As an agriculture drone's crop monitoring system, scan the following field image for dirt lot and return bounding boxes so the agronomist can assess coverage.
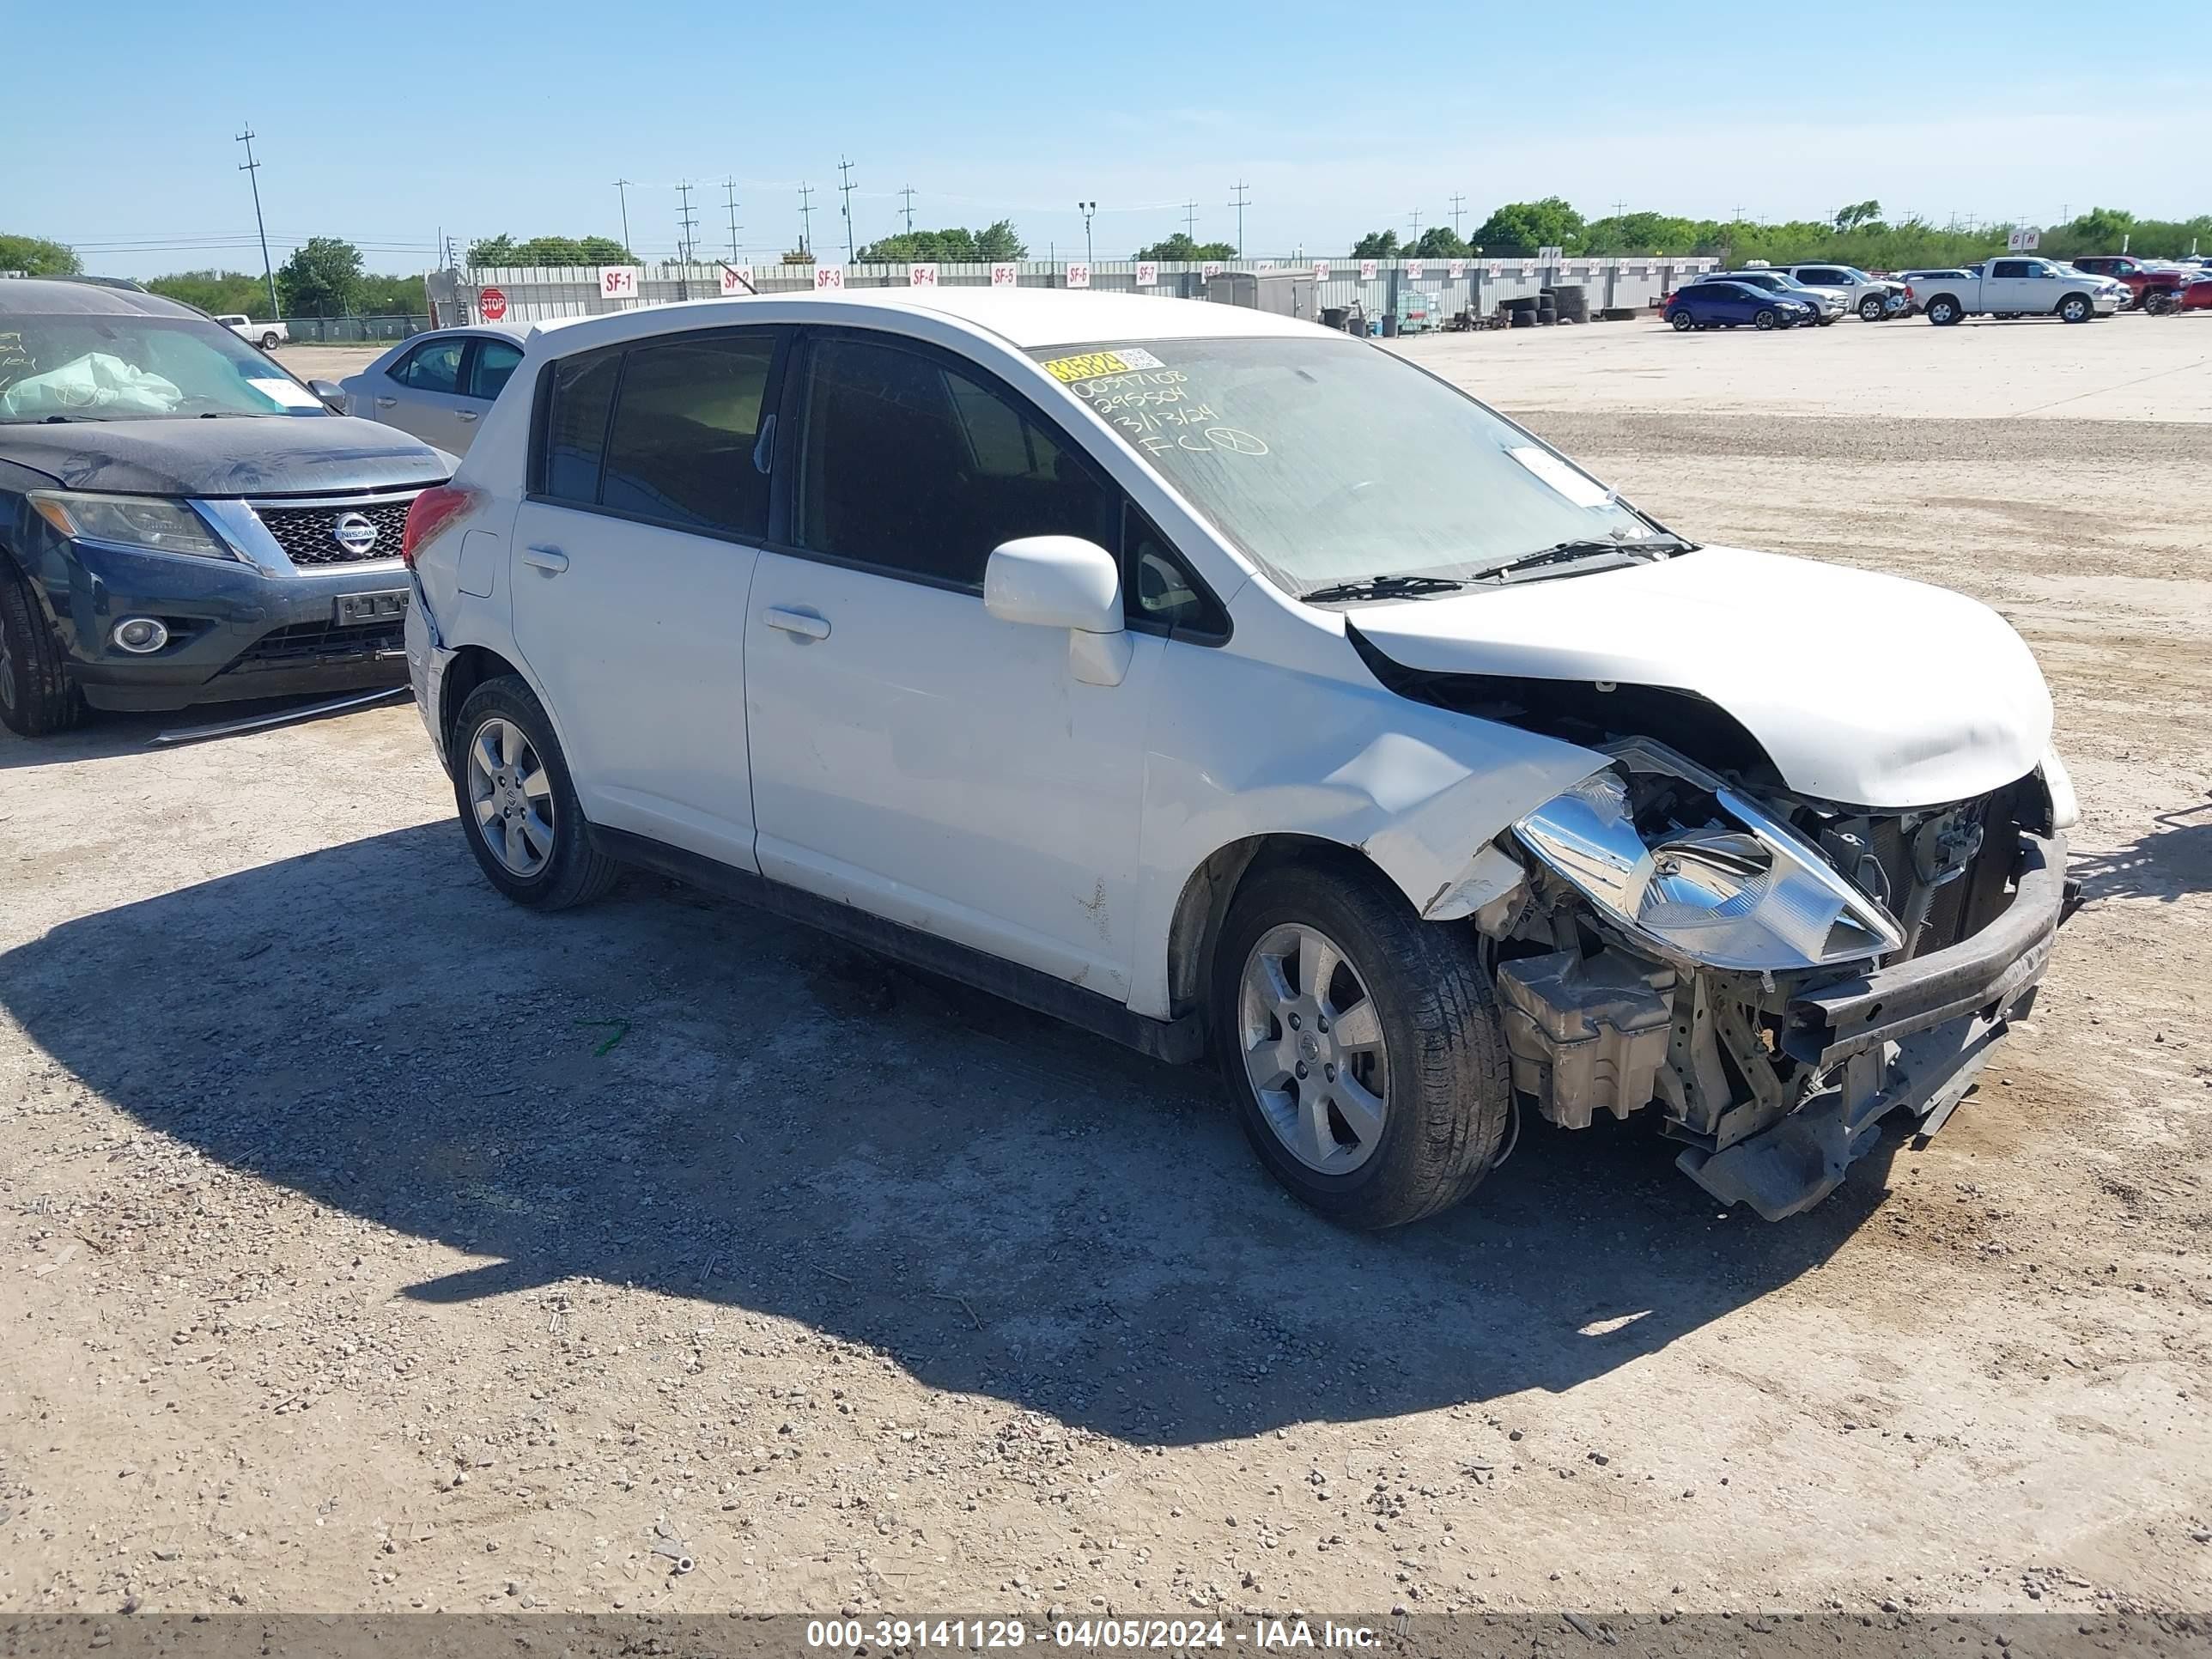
[3,314,2209,1620]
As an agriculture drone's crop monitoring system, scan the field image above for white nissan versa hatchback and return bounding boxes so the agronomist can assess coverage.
[400,289,2077,1227]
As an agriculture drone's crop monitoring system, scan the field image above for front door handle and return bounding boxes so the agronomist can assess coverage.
[763,606,830,640]
[520,545,569,574]
[456,409,479,423]
[374,396,397,407]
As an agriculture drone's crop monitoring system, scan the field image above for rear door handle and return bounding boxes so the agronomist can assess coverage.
[520,545,569,574]
[456,409,479,423]
[374,396,397,407]
[763,606,830,640]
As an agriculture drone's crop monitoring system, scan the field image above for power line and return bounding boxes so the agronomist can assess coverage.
[234,126,278,319]
[836,157,857,264]
[1230,180,1250,258]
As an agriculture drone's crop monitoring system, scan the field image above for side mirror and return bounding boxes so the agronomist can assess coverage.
[984,536,1130,686]
[308,379,347,412]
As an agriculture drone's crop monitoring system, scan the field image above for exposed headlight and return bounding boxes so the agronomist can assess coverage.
[1513,757,1904,973]
[27,490,236,561]
[2039,744,2081,832]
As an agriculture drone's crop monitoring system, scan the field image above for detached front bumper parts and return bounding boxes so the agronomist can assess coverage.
[1678,833,2072,1219]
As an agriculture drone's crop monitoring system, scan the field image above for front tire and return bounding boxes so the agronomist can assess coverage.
[2058,295,2092,324]
[1859,295,1886,321]
[1211,860,1511,1229]
[0,561,85,738]
[1753,307,1778,331]
[259,331,281,349]
[450,675,619,909]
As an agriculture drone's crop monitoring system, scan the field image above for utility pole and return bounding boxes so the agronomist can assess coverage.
[899,184,916,234]
[723,179,743,264]
[675,180,699,264]
[798,184,815,255]
[1079,200,1096,264]
[1230,180,1250,258]
[1449,193,1466,237]
[613,179,635,257]
[836,157,857,264]
[234,126,279,319]
[1182,199,1199,241]
[1407,208,1422,244]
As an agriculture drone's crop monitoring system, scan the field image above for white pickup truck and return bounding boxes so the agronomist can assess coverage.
[1908,259,2120,325]
[216,314,289,349]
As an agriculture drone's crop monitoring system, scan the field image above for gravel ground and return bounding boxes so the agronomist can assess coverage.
[3,315,2209,1620]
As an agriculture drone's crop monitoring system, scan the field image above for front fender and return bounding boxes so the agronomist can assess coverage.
[1127,638,1606,1019]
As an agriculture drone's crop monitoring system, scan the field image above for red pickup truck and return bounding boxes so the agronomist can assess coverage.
[2067,256,2186,305]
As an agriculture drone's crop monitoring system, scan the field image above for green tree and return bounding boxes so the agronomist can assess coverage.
[146,270,270,316]
[1133,232,1237,262]
[466,233,634,267]
[275,237,363,318]
[356,273,428,315]
[1411,226,1468,258]
[854,221,1027,263]
[0,234,82,276]
[466,234,519,265]
[1350,229,1400,258]
[1834,199,1885,233]
[1468,198,1585,254]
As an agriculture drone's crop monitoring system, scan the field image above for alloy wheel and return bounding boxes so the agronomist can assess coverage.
[1237,922,1392,1174]
[465,716,556,878]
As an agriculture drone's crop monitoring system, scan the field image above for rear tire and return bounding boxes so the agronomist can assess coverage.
[1669,309,1695,331]
[0,560,86,738]
[259,331,281,349]
[1926,295,1961,325]
[450,675,619,909]
[1210,859,1511,1229]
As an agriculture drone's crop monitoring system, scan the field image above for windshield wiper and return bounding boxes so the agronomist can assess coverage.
[1475,535,1694,581]
[1299,574,1470,604]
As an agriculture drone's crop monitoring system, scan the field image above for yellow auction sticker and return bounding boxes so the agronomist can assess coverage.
[1040,346,1164,383]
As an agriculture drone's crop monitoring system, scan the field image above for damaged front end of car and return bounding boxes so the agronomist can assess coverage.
[1465,738,2076,1218]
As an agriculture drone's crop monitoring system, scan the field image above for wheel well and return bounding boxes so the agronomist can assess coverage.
[438,644,523,757]
[1164,834,1398,1021]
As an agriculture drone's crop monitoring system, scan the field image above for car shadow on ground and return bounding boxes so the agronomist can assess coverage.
[2070,799,2212,904]
[0,690,404,773]
[0,822,1903,1446]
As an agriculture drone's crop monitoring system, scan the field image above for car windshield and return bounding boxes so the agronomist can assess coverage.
[1033,336,1662,594]
[0,312,326,422]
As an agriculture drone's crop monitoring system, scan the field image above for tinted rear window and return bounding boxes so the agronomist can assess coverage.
[539,347,621,502]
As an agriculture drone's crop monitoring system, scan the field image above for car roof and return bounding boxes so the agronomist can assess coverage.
[532,288,1331,357]
[0,276,198,318]
[422,321,530,340]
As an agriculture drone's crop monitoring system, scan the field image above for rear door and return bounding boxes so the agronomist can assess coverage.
[452,337,524,452]
[507,325,788,869]
[1983,259,2032,314]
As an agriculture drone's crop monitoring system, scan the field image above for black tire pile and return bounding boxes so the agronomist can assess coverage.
[1504,285,1589,327]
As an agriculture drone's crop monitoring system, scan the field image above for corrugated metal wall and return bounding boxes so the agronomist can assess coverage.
[428,257,1720,330]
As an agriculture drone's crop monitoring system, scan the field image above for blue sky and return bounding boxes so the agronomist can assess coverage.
[7,1,2206,278]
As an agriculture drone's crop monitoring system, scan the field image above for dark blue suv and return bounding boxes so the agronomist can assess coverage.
[0,279,452,736]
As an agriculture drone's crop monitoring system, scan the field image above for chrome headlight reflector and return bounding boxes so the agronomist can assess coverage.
[1513,764,1904,973]
[27,490,236,561]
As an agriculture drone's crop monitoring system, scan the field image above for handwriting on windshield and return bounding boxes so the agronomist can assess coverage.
[1073,370,1268,457]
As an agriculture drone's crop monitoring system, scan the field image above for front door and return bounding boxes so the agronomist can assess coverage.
[508,326,787,869]
[743,331,1156,998]
[1983,259,2032,314]
[379,335,477,445]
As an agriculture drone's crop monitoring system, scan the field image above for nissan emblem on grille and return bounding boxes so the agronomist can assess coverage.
[331,513,379,556]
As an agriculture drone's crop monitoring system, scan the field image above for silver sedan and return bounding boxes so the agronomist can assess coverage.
[341,324,528,454]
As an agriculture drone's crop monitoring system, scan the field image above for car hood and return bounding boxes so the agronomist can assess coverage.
[1348,545,2052,810]
[0,415,449,497]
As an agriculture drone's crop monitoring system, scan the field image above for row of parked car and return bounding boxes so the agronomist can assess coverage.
[0,270,2078,1229]
[1662,252,2212,332]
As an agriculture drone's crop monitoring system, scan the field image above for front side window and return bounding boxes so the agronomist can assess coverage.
[467,339,522,400]
[395,337,465,393]
[599,332,777,538]
[799,336,1113,586]
[1032,337,1658,597]
[538,346,621,504]
[1991,261,2030,279]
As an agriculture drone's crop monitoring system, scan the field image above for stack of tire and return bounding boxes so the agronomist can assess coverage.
[1505,295,1541,329]
[1547,284,1589,325]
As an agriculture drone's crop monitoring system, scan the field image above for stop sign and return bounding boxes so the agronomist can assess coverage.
[479,287,507,321]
